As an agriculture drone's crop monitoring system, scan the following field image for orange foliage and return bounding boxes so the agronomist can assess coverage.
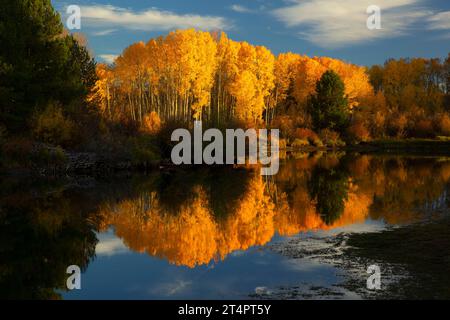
[347,121,371,142]
[142,111,162,134]
[438,113,450,136]
[414,119,434,138]
[292,56,373,110]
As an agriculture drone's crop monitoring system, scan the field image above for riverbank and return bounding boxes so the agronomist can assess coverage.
[3,138,450,177]
[285,138,450,156]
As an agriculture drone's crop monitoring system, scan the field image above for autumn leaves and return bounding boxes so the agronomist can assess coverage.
[91,29,372,129]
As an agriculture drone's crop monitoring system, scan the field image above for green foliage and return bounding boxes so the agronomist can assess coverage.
[308,70,350,134]
[0,0,97,133]
[32,102,74,147]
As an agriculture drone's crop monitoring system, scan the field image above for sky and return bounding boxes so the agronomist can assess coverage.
[53,0,450,66]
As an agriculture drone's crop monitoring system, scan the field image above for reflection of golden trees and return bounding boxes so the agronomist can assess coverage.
[99,156,450,268]
[274,182,371,236]
[102,188,218,268]
[217,177,275,260]
[102,176,275,268]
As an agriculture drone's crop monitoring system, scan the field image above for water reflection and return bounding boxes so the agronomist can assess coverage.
[1,154,450,298]
[99,154,450,267]
[0,179,102,299]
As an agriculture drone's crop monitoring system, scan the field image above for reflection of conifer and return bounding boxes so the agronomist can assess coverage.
[307,163,350,225]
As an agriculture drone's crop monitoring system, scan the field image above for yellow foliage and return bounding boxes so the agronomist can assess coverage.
[142,111,162,134]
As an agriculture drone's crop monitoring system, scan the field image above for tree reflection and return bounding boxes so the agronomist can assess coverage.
[307,158,350,225]
[98,155,450,268]
[0,179,101,299]
[1,154,450,286]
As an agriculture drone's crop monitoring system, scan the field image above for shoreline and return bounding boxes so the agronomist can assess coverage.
[2,138,450,177]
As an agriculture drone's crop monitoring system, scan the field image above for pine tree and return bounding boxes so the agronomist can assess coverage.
[308,70,350,133]
[0,0,96,132]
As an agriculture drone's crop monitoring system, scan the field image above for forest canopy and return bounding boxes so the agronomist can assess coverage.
[90,29,449,144]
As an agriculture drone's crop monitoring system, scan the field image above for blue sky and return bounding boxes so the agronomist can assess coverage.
[53,0,450,66]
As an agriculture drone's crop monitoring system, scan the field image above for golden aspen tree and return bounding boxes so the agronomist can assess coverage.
[115,42,149,123]
[89,63,113,119]
[293,57,327,106]
[255,46,275,123]
[214,33,240,123]
[273,53,302,106]
[190,30,217,121]
[88,29,378,132]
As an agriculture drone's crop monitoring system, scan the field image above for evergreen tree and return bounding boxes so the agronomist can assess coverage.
[0,0,96,132]
[308,70,350,133]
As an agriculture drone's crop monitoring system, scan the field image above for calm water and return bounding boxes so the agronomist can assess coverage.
[1,153,449,299]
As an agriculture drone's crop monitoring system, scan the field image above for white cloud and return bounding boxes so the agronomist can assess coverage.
[230,4,253,13]
[98,54,118,64]
[96,234,128,256]
[79,5,229,31]
[428,11,450,30]
[92,29,117,36]
[273,0,430,48]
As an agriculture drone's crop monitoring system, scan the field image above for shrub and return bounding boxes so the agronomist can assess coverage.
[142,111,162,134]
[387,113,408,138]
[294,128,317,140]
[320,129,345,147]
[294,128,323,147]
[347,121,371,143]
[414,119,434,138]
[271,115,295,141]
[310,137,324,148]
[32,102,74,147]
[291,138,309,148]
[438,113,450,136]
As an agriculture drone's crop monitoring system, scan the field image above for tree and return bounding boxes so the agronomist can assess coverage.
[0,0,64,130]
[271,52,301,120]
[368,65,384,93]
[0,0,97,132]
[308,70,350,133]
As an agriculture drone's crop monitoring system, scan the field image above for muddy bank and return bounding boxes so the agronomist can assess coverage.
[265,218,450,299]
